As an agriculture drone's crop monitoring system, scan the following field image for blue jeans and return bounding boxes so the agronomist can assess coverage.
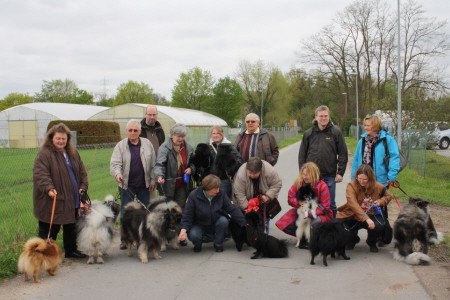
[188,216,229,247]
[119,186,150,219]
[323,176,336,218]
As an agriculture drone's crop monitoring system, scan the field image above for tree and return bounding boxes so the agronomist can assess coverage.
[114,81,155,105]
[34,79,94,104]
[153,93,171,106]
[0,93,33,110]
[171,67,214,110]
[203,77,244,126]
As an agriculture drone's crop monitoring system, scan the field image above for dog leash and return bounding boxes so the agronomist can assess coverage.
[388,180,405,211]
[47,189,57,242]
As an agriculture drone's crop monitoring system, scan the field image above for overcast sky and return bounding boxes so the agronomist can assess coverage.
[0,0,448,101]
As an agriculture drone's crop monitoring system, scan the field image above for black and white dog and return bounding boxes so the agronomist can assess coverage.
[295,185,318,248]
[76,195,120,264]
[393,197,443,265]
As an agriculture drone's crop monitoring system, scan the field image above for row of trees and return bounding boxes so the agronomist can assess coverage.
[1,0,449,131]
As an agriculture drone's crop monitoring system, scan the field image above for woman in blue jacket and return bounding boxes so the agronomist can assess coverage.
[351,115,401,186]
[178,174,246,253]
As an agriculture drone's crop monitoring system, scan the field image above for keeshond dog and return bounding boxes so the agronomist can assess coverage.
[148,199,183,252]
[122,198,182,263]
[393,197,443,265]
[76,195,120,264]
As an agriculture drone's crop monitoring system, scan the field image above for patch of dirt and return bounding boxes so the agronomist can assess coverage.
[389,202,450,300]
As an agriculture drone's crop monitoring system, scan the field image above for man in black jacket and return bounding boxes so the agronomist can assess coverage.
[298,105,348,217]
[140,105,165,154]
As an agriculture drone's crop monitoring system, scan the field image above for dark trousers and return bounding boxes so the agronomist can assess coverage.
[38,220,77,253]
[188,216,229,247]
[341,215,385,247]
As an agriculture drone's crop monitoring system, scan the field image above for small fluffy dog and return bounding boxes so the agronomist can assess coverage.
[147,199,183,252]
[17,237,63,283]
[76,195,120,264]
[122,198,181,263]
[213,143,242,179]
[229,217,249,251]
[245,211,288,259]
[309,221,351,267]
[190,143,214,185]
[393,197,443,265]
[295,185,318,248]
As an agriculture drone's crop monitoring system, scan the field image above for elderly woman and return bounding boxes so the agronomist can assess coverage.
[154,123,194,207]
[33,123,88,258]
[337,164,391,253]
[178,175,246,252]
[351,114,400,186]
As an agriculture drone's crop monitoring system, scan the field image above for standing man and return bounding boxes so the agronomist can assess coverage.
[235,113,279,166]
[140,104,165,154]
[110,119,156,249]
[298,105,348,218]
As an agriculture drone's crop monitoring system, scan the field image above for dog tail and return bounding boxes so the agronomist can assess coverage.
[124,201,142,211]
[104,194,115,202]
[24,237,48,253]
[429,231,444,245]
[277,240,289,258]
[393,248,431,265]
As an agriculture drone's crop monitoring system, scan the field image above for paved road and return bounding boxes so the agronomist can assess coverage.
[1,142,431,300]
[436,149,450,158]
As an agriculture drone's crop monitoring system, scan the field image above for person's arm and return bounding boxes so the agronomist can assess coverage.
[33,151,55,195]
[345,183,368,222]
[335,128,348,177]
[263,164,282,200]
[223,194,246,227]
[180,192,195,231]
[375,185,392,206]
[350,139,363,180]
[316,181,331,216]
[386,136,400,182]
[233,166,250,210]
[268,133,279,166]
[110,142,124,183]
[76,151,88,191]
[287,185,299,208]
[298,133,309,170]
[153,143,169,183]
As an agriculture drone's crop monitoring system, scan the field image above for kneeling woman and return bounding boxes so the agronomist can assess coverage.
[337,164,391,253]
[178,175,246,252]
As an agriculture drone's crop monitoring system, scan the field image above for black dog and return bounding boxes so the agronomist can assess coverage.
[229,217,248,251]
[309,221,351,267]
[213,143,242,179]
[245,211,288,259]
[190,143,214,185]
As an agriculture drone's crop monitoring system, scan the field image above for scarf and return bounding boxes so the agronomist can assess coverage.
[363,134,379,165]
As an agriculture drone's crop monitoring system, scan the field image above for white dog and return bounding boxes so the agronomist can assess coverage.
[295,185,318,248]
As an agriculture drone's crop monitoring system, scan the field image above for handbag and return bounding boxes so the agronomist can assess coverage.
[383,139,407,172]
[261,197,281,219]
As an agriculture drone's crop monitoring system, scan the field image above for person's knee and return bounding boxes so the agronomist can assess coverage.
[215,216,229,229]
[188,226,203,243]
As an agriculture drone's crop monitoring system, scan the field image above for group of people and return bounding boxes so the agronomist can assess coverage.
[32,104,402,258]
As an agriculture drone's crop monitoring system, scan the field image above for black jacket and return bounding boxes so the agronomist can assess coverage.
[180,187,246,230]
[139,119,165,146]
[298,121,348,178]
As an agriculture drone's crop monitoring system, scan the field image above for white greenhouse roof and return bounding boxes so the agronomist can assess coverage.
[133,104,227,126]
[2,103,109,120]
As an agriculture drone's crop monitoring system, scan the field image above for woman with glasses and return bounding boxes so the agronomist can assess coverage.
[110,119,157,249]
[234,113,279,166]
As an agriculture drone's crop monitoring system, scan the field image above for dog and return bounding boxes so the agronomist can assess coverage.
[147,199,183,252]
[393,197,443,265]
[190,143,214,185]
[295,185,318,248]
[213,143,242,179]
[245,211,288,259]
[122,198,181,263]
[76,195,120,264]
[228,217,249,251]
[17,237,63,283]
[309,221,351,267]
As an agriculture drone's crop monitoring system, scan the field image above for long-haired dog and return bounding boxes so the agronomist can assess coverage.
[309,221,351,267]
[295,185,318,248]
[393,197,443,265]
[245,211,288,259]
[122,198,181,263]
[213,143,242,179]
[147,199,183,252]
[76,195,120,264]
[17,237,63,283]
[229,217,249,251]
[190,143,214,186]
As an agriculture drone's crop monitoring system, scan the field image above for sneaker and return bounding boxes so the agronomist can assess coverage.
[65,250,86,259]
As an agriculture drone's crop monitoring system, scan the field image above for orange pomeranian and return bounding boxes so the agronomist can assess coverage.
[17,237,63,283]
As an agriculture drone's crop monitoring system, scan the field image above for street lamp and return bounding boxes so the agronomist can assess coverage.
[342,92,348,117]
[259,88,263,128]
[350,73,359,138]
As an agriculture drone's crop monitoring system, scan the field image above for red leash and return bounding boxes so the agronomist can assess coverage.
[47,189,57,242]
[388,180,404,211]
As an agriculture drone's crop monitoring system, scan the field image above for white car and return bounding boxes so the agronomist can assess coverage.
[438,129,450,149]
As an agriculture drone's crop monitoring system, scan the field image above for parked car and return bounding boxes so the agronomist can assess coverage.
[438,129,450,150]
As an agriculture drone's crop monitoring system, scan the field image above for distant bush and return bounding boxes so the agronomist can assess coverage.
[47,120,121,145]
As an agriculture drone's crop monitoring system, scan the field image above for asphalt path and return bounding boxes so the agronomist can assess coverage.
[2,142,431,300]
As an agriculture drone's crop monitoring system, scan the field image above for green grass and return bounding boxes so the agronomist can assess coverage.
[278,134,302,148]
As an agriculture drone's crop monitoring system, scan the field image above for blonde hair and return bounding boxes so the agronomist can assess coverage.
[364,115,382,132]
[294,162,321,187]
[210,126,224,137]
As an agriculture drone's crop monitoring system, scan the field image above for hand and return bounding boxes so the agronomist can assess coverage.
[79,188,85,194]
[335,174,343,183]
[260,195,270,203]
[149,184,155,192]
[115,174,124,184]
[48,189,57,198]
[178,229,187,241]
[185,168,192,175]
[366,218,375,230]
[157,177,165,184]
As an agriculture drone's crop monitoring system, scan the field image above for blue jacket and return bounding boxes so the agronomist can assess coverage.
[351,130,400,185]
[181,187,246,230]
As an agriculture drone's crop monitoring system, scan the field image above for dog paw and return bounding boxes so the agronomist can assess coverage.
[140,259,148,264]
[87,257,95,264]
[160,246,167,252]
[97,257,104,264]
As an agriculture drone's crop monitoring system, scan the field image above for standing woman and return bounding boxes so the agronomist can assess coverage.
[154,123,194,208]
[337,164,391,253]
[351,114,400,186]
[33,123,88,258]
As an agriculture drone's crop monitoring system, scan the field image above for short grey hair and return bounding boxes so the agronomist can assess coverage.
[246,157,263,172]
[170,123,188,137]
[126,119,141,130]
[245,113,260,122]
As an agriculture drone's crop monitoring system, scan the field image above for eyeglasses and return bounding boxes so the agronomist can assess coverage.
[246,120,256,124]
[127,129,139,133]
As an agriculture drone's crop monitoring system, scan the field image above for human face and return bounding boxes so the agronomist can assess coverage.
[315,110,330,130]
[211,129,223,144]
[52,132,67,151]
[246,170,261,179]
[245,116,260,133]
[357,174,369,187]
[126,124,141,143]
[171,134,185,147]
[364,120,378,137]
[145,106,158,125]
[301,169,311,184]
[205,187,220,197]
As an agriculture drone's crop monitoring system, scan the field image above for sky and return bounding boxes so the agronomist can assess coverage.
[0,0,448,101]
